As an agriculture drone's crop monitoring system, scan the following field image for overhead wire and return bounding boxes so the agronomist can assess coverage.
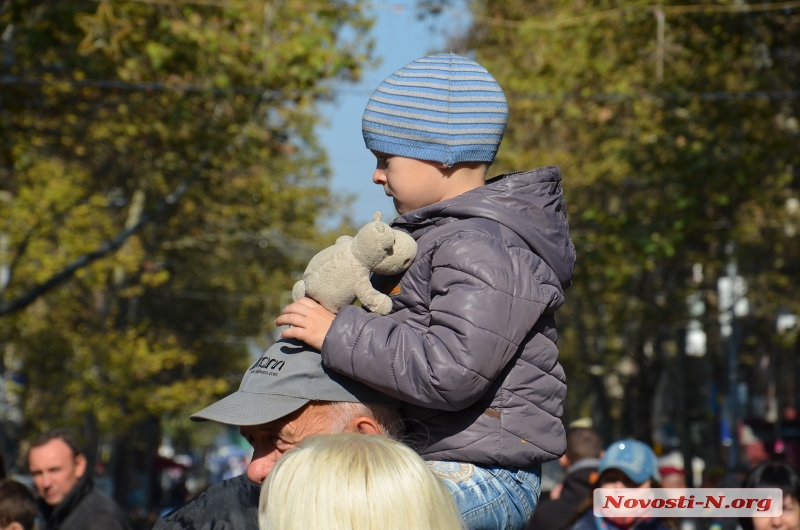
[2,74,799,101]
[89,0,800,28]
[3,1,798,100]
[465,0,800,29]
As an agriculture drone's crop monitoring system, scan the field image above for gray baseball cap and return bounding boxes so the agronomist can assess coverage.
[191,339,400,426]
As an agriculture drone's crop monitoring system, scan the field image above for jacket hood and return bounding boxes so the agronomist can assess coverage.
[392,166,576,289]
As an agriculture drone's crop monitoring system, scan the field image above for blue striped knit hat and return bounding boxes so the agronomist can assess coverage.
[362,53,508,167]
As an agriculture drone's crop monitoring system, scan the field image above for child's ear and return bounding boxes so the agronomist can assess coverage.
[1,522,25,530]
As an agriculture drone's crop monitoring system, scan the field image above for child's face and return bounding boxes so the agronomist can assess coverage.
[371,151,448,215]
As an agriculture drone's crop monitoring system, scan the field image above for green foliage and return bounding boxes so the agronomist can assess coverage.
[463,0,800,438]
[0,0,371,452]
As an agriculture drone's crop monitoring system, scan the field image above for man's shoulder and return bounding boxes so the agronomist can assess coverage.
[66,488,131,530]
[529,497,580,530]
[570,509,597,530]
[155,474,260,530]
[560,465,599,504]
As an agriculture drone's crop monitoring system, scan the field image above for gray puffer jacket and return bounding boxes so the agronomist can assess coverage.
[321,166,576,466]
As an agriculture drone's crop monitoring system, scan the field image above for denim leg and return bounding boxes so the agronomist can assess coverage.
[427,461,542,530]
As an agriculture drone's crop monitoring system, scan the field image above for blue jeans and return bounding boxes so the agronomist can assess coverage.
[427,461,542,530]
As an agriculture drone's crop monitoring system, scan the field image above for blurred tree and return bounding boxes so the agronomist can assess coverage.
[454,0,800,449]
[0,0,370,500]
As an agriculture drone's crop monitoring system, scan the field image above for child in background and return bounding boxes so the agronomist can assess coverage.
[0,479,37,530]
[277,53,575,530]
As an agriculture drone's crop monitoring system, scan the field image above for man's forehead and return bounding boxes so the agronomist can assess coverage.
[241,419,285,435]
[30,439,73,459]
[240,402,337,437]
[29,446,76,472]
[240,404,312,434]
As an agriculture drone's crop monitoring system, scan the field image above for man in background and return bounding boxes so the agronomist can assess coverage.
[528,427,604,530]
[27,429,131,530]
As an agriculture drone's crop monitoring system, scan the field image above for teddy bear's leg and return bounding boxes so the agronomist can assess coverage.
[292,280,307,302]
[354,280,393,315]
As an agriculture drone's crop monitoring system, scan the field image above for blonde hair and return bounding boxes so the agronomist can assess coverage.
[258,433,463,530]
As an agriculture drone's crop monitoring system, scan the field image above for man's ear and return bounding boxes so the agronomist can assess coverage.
[1,521,25,530]
[74,453,88,478]
[345,416,382,435]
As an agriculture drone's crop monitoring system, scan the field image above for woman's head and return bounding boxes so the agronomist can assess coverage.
[741,461,800,530]
[258,433,463,530]
[597,440,660,489]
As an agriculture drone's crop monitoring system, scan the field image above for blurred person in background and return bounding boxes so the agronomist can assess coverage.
[571,440,673,530]
[154,340,402,530]
[258,433,463,530]
[659,462,697,530]
[530,427,605,530]
[740,461,800,530]
[659,467,687,489]
[27,429,131,530]
[0,479,38,530]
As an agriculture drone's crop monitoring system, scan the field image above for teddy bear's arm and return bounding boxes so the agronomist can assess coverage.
[291,279,307,302]
[354,277,393,315]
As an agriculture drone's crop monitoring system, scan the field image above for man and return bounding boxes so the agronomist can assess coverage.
[27,429,131,530]
[154,339,402,530]
[528,427,604,530]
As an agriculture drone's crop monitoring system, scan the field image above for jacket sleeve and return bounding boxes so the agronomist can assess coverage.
[321,234,563,411]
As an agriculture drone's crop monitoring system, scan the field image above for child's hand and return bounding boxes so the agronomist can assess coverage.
[275,297,335,351]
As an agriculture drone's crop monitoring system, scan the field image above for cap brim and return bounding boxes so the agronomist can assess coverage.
[190,391,310,426]
[600,464,652,485]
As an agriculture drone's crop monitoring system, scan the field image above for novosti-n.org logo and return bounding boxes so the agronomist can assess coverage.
[594,488,783,518]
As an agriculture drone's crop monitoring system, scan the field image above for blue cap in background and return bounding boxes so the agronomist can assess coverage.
[599,439,661,485]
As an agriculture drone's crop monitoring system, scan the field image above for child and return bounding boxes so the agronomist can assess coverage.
[0,479,37,530]
[277,52,575,530]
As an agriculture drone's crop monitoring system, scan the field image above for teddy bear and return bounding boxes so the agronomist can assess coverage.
[292,212,417,315]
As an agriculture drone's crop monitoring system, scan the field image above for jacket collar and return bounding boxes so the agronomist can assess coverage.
[39,472,94,526]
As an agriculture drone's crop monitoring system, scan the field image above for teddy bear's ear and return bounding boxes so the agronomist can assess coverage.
[373,211,382,222]
[381,230,396,250]
[375,222,386,233]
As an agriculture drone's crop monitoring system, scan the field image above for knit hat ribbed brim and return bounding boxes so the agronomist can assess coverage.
[362,53,508,167]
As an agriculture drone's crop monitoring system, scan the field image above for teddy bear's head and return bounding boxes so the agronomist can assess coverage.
[371,229,416,275]
[351,212,417,274]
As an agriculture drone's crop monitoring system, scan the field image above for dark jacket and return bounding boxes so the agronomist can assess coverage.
[37,474,130,530]
[571,510,673,530]
[153,474,260,530]
[322,167,576,466]
[529,458,600,530]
